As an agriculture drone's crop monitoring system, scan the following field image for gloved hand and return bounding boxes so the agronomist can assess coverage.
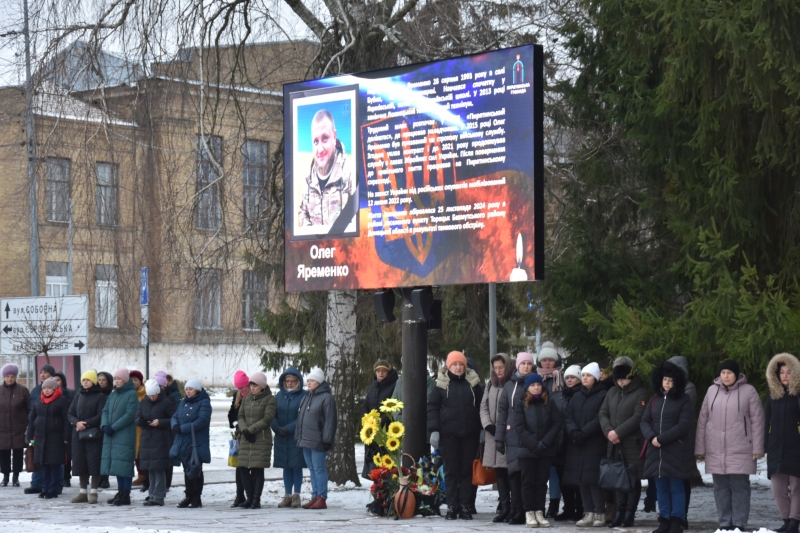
[496,441,506,455]
[322,442,332,451]
[430,431,440,450]
[242,429,256,443]
[573,430,587,445]
[485,424,496,436]
[535,441,547,454]
[276,427,290,436]
[172,425,181,435]
[102,426,115,437]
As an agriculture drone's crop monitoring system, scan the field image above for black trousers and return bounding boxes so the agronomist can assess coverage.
[0,449,23,474]
[439,435,479,510]
[510,469,523,515]
[238,467,264,497]
[520,457,553,512]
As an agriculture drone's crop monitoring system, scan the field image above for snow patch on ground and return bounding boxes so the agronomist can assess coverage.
[0,521,200,533]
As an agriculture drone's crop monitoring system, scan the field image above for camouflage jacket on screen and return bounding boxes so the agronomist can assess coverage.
[297,141,356,227]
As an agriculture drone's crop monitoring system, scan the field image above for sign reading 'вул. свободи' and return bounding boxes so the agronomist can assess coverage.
[0,295,88,356]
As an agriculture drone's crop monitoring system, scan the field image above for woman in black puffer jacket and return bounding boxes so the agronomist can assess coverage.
[554,365,585,521]
[361,360,398,479]
[640,361,693,533]
[564,362,611,527]
[68,371,108,504]
[427,351,483,521]
[514,373,564,528]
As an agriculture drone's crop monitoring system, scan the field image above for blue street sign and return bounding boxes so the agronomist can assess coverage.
[140,267,149,306]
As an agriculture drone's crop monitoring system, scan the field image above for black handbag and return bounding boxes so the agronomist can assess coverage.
[598,445,636,492]
[78,427,103,441]
[185,424,203,480]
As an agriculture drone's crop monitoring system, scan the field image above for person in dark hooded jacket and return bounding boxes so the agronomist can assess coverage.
[68,370,108,504]
[564,362,611,527]
[428,351,484,521]
[296,367,337,510]
[641,361,694,533]
[136,379,177,507]
[537,343,566,518]
[765,353,800,533]
[54,371,75,487]
[361,360,398,479]
[272,367,307,508]
[0,363,29,488]
[170,379,211,509]
[95,371,114,490]
[555,365,585,522]
[27,377,70,498]
[599,357,649,527]
[24,364,56,495]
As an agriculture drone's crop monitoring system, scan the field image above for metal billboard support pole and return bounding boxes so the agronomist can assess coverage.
[489,282,497,360]
[400,288,428,465]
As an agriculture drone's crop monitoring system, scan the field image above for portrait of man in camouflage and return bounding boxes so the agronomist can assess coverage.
[297,108,357,231]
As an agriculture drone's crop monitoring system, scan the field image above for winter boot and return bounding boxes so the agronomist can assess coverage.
[652,516,671,533]
[546,499,561,519]
[249,476,263,509]
[493,474,511,523]
[188,474,203,508]
[302,495,319,509]
[1,473,8,487]
[291,494,302,508]
[556,488,577,521]
[527,511,539,528]
[536,510,551,528]
[785,519,799,533]
[99,476,110,489]
[609,493,626,528]
[106,491,121,504]
[132,474,146,486]
[309,495,327,509]
[240,470,254,509]
[458,506,473,520]
[605,502,615,525]
[88,489,98,504]
[776,519,792,533]
[177,478,193,508]
[277,495,292,508]
[12,473,19,487]
[113,490,131,506]
[231,493,246,508]
[622,508,636,527]
[576,512,596,527]
[668,517,684,533]
[70,490,88,503]
[24,486,41,494]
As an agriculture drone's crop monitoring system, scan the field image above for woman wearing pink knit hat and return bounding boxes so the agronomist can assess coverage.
[228,370,249,507]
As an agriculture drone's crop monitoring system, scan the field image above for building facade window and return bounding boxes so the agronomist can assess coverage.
[195,135,223,230]
[96,162,118,226]
[194,268,221,329]
[46,158,70,222]
[242,140,268,231]
[45,262,69,297]
[95,265,118,328]
[242,270,268,330]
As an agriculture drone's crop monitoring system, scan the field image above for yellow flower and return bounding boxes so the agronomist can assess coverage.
[373,453,383,466]
[386,437,401,452]
[360,424,377,445]
[381,454,395,469]
[380,398,403,413]
[387,421,405,438]
[361,410,380,427]
[392,474,398,480]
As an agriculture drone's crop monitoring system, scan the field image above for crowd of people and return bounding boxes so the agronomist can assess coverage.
[1,348,799,533]
[0,363,336,510]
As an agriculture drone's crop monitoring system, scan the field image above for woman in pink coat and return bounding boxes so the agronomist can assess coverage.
[695,360,765,531]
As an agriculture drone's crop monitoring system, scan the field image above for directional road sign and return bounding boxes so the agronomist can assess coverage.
[140,267,149,306]
[1,295,88,356]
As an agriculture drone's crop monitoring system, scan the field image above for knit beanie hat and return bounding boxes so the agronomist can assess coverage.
[564,364,582,380]
[249,372,267,389]
[446,351,467,368]
[113,368,130,383]
[541,341,556,350]
[129,370,144,383]
[2,364,19,377]
[155,373,168,387]
[40,364,56,377]
[581,362,601,382]
[185,378,203,392]
[81,370,98,385]
[516,352,534,369]
[537,346,559,363]
[717,360,741,378]
[234,370,250,389]
[307,367,325,385]
[524,373,544,389]
[42,377,59,390]
[373,360,392,372]
[144,379,160,396]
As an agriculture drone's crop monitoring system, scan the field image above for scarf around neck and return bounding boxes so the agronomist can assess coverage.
[41,386,63,404]
[537,367,564,392]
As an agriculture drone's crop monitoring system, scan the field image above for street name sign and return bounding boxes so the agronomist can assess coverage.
[1,295,89,356]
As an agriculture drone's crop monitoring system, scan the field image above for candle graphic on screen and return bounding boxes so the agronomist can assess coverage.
[513,54,524,84]
[510,233,528,281]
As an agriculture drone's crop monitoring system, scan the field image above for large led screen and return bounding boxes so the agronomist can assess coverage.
[284,45,544,291]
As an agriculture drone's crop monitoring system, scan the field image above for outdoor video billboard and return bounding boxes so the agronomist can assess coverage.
[284,44,544,291]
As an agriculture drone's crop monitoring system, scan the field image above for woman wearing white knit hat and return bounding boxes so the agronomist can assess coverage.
[563,362,611,527]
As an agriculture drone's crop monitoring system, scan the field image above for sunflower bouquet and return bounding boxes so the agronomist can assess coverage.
[360,398,405,470]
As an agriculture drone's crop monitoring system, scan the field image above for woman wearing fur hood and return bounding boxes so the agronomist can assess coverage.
[765,353,800,533]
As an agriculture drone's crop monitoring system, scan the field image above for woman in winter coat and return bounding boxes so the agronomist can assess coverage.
[100,368,139,506]
[563,362,611,527]
[136,379,177,507]
[236,372,277,509]
[537,343,566,518]
[641,361,694,533]
[26,377,70,498]
[598,357,649,527]
[361,360,398,479]
[765,353,800,533]
[272,367,307,508]
[480,352,514,522]
[695,359,765,531]
[170,379,212,509]
[129,370,148,489]
[427,350,484,521]
[68,370,108,504]
[556,365,585,522]
[496,351,536,524]
[97,372,113,395]
[514,372,564,528]
[295,367,337,510]
[228,370,250,508]
[0,364,29,487]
